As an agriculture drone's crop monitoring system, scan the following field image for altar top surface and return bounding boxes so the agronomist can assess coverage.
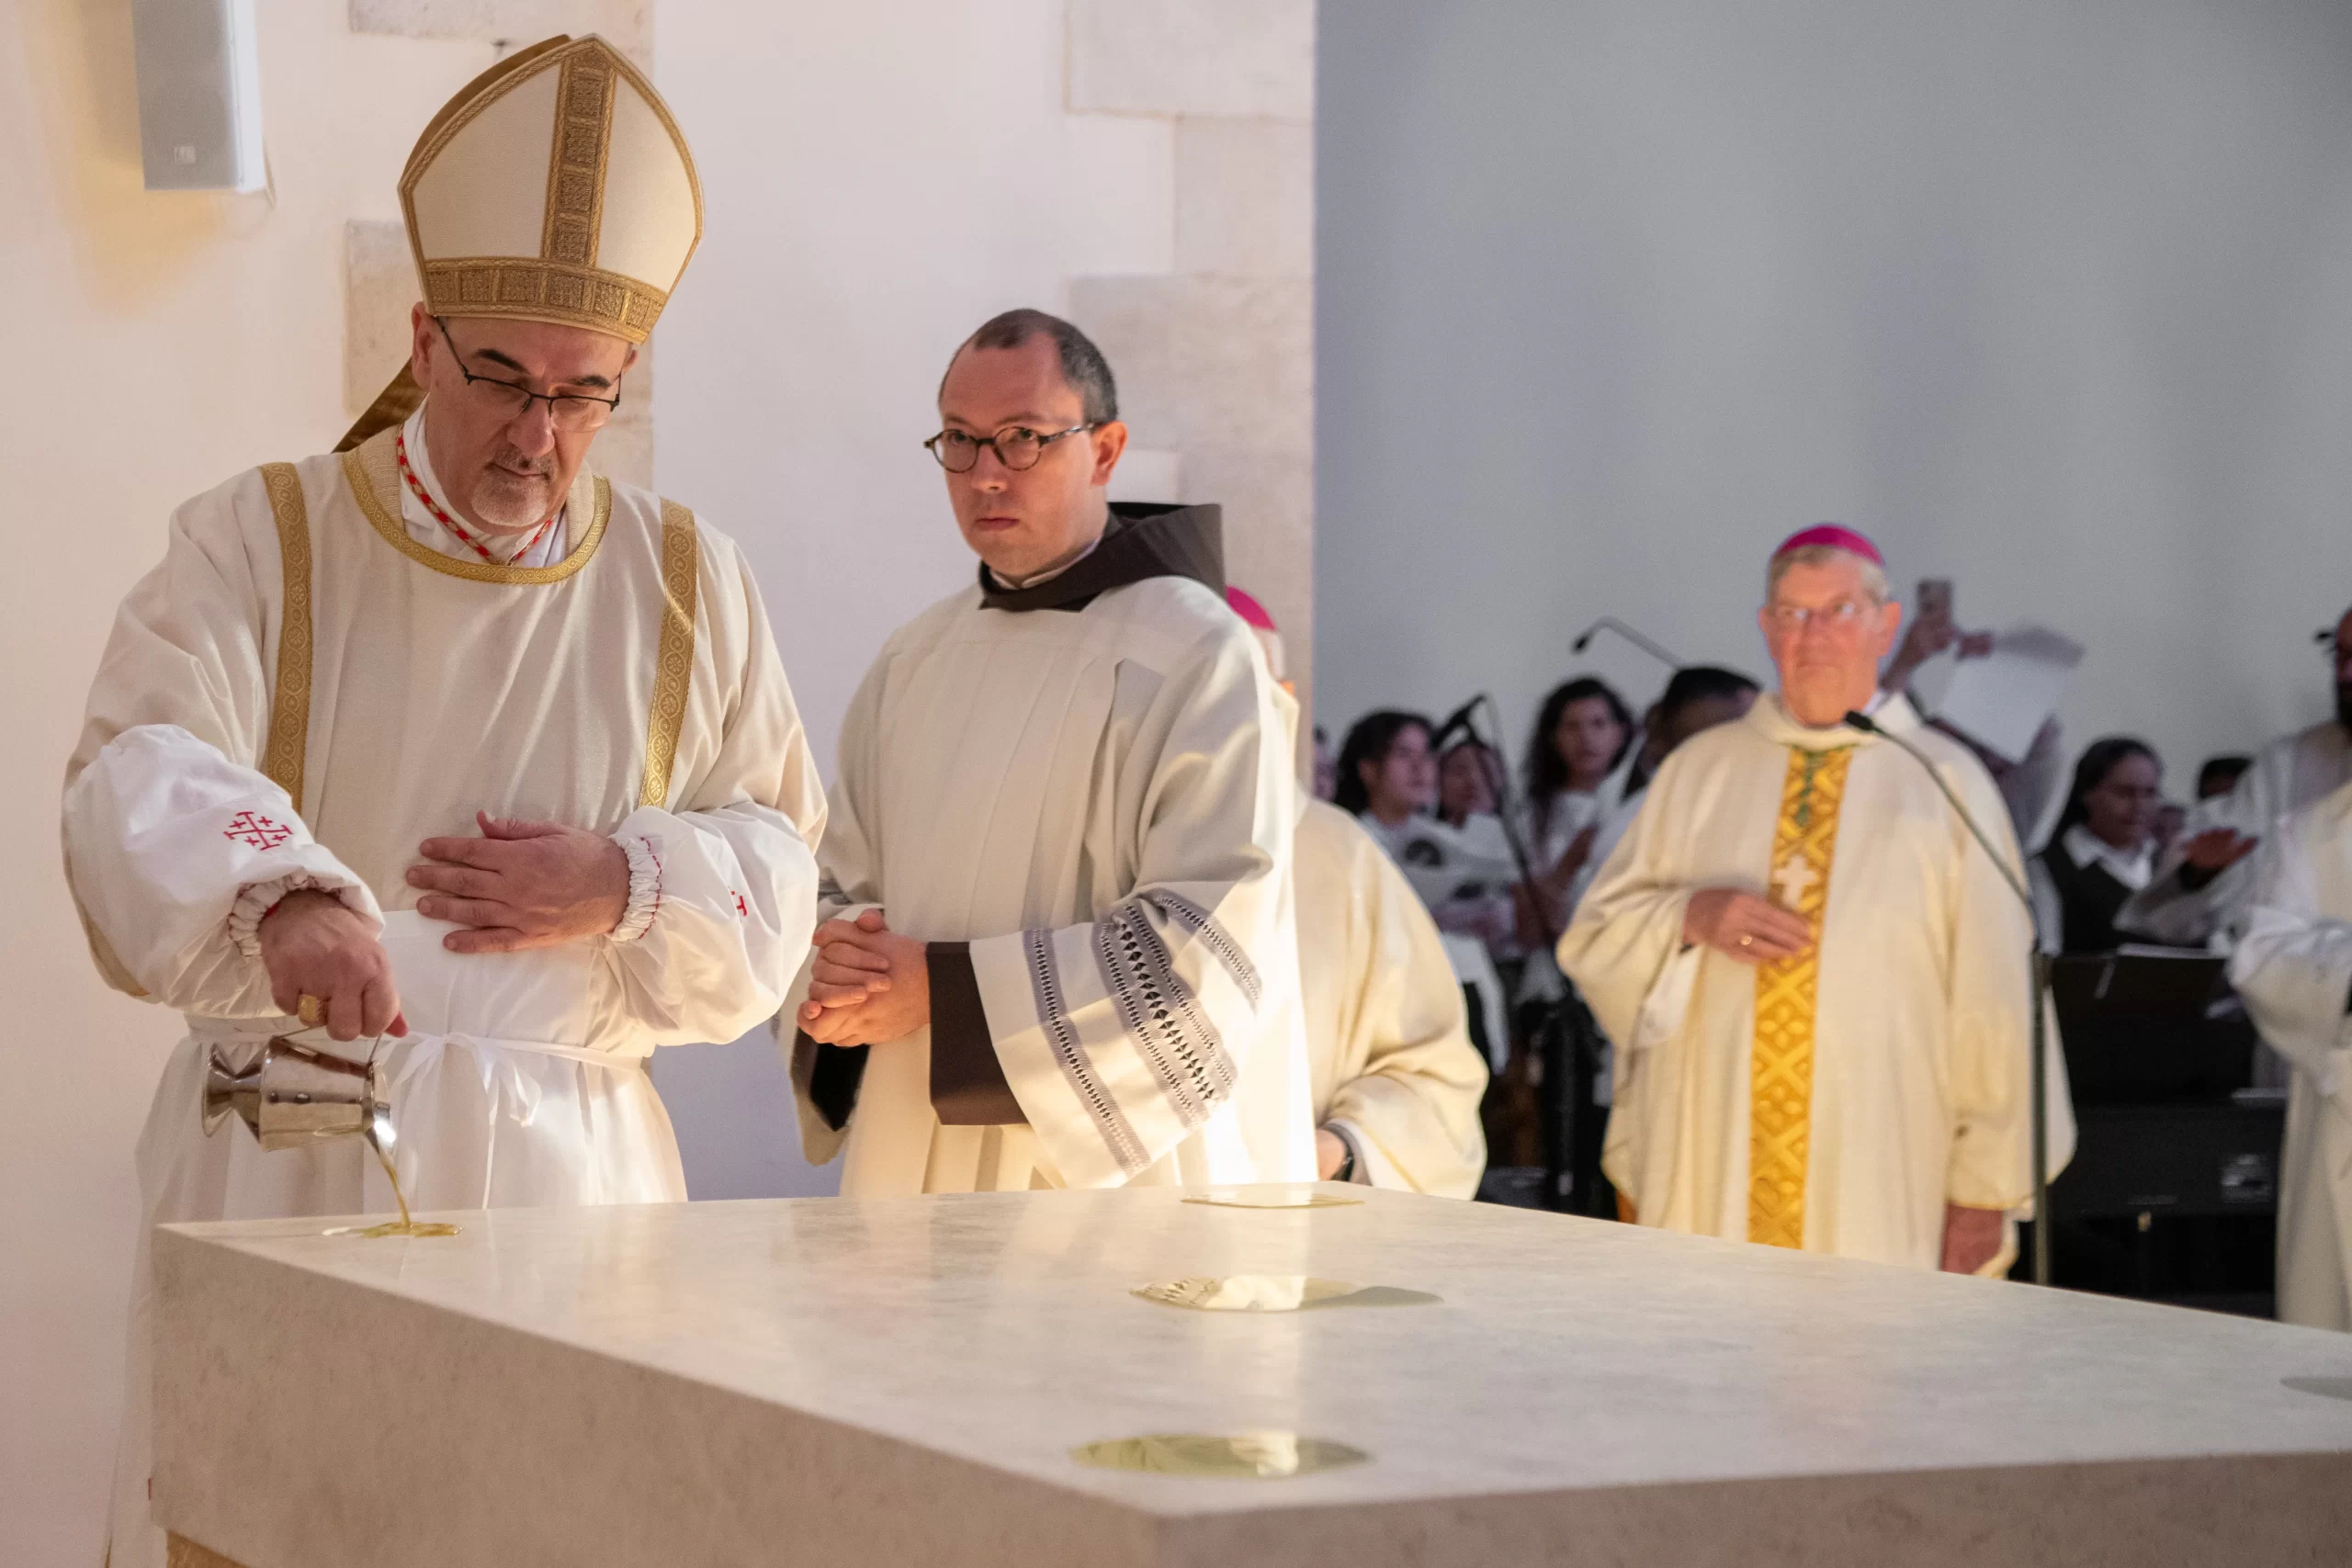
[161,1183,2352,1520]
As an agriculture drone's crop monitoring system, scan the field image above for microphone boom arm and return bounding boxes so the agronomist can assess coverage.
[1843,707,2053,1289]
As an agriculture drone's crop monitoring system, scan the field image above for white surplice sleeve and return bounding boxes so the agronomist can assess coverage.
[956,626,1299,1189]
[2231,812,2352,1089]
[1938,751,2075,1212]
[1308,808,1489,1198]
[605,536,823,1047]
[62,477,377,1014]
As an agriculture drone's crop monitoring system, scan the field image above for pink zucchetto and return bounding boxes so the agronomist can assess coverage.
[1227,585,1285,681]
[1225,585,1278,632]
[1771,524,1883,566]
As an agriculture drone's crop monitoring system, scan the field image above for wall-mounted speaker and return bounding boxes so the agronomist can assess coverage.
[130,0,266,193]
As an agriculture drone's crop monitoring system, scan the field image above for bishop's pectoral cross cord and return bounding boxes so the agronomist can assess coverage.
[1747,745,1855,1250]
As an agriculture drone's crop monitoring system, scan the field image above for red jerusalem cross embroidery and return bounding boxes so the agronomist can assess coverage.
[733,893,750,918]
[223,811,292,851]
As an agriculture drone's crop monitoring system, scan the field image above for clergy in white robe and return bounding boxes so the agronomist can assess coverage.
[1229,586,1489,1197]
[2228,781,2352,1330]
[1560,525,2072,1274]
[64,39,823,1567]
[786,311,1313,1195]
[2119,606,2352,951]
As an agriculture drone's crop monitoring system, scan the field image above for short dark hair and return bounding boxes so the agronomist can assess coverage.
[944,309,1119,425]
[1657,665,1761,726]
[2197,754,2252,799]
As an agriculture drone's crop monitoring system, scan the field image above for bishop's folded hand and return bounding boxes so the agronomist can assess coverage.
[408,811,630,953]
[1682,886,1812,964]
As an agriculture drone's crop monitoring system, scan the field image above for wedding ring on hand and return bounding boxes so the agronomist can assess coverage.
[297,993,326,1028]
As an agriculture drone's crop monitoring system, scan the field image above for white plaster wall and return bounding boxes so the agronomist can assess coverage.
[0,8,497,1560]
[1317,1,2352,806]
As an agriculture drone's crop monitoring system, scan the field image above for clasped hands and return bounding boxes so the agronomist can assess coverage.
[797,908,932,1044]
[257,813,627,1043]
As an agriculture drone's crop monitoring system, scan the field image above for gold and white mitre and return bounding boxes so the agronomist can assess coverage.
[342,34,701,449]
[403,34,700,343]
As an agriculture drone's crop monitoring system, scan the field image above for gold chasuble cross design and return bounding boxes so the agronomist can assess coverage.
[1748,745,1855,1249]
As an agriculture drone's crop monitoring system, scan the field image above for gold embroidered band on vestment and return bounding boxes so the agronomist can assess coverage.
[1747,744,1854,1250]
[342,428,611,585]
[639,499,699,808]
[165,1530,248,1568]
[259,461,313,812]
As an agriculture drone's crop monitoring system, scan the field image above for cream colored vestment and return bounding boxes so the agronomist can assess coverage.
[66,427,822,1568]
[1559,696,2073,1271]
[2229,780,2352,1331]
[788,513,1313,1195]
[1295,798,1489,1197]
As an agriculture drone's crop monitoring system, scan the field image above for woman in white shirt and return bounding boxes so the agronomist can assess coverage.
[1520,677,1636,933]
[2030,737,2169,954]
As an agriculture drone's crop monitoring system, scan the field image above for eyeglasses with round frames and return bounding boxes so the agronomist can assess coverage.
[434,317,622,433]
[923,423,1095,473]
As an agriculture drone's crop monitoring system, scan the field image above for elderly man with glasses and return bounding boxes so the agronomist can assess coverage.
[64,40,823,1564]
[1560,525,2072,1277]
[784,308,1314,1197]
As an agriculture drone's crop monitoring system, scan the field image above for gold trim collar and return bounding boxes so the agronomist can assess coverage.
[342,428,609,585]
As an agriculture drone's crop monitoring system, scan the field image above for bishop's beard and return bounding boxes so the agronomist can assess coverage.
[469,448,559,528]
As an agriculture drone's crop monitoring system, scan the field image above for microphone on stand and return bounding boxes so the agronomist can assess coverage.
[1571,617,1686,669]
[1430,695,1485,750]
[1843,708,2055,1287]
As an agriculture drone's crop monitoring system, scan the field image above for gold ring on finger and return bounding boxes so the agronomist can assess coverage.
[297,993,326,1027]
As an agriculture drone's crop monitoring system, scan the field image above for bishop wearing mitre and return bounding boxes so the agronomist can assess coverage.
[63,39,822,1565]
[1560,526,2072,1273]
[786,310,1313,1193]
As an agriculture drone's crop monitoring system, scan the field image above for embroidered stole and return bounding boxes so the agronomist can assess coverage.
[1748,745,1854,1249]
[254,449,696,817]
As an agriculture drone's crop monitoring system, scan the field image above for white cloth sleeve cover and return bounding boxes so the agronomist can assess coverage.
[606,550,824,1047]
[62,724,379,1016]
[604,803,818,1045]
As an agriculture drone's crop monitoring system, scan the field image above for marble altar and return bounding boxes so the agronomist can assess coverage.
[153,1186,2352,1565]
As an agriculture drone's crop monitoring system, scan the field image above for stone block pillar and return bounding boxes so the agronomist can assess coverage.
[1065,0,1317,722]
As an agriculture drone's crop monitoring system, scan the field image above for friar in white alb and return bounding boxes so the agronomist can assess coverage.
[2227,782,2352,1330]
[1228,586,1489,1197]
[62,38,822,1567]
[1560,525,2073,1274]
[784,310,1313,1194]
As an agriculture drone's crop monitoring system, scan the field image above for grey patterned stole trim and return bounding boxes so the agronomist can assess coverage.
[1097,899,1241,1130]
[1025,927,1148,1175]
[1138,888,1262,1009]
